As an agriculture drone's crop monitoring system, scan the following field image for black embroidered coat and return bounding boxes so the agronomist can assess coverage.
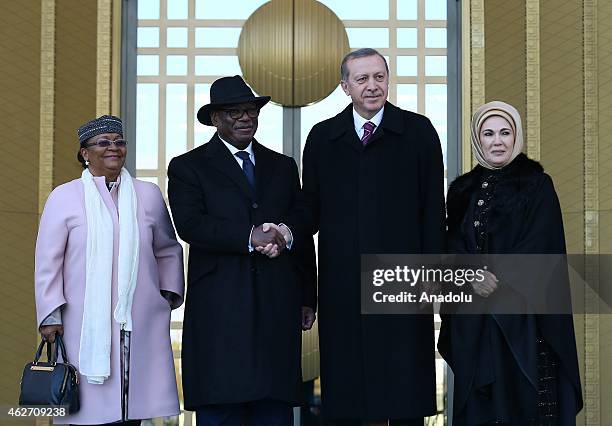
[438,153,583,425]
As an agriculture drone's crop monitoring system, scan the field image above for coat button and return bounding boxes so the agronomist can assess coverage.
[477,199,484,206]
[252,202,258,209]
[481,181,488,188]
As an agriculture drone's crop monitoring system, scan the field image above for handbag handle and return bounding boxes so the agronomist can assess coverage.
[33,339,47,364]
[53,334,71,364]
[33,338,54,364]
[34,335,70,365]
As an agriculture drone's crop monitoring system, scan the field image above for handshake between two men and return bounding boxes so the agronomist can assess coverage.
[251,222,292,259]
[250,222,316,331]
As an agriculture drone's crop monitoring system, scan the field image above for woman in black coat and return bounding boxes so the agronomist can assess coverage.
[438,101,583,425]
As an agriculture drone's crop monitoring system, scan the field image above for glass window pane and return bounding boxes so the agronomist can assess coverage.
[254,97,283,153]
[318,0,389,20]
[171,269,186,320]
[195,56,241,76]
[396,28,418,48]
[195,28,242,48]
[194,84,216,147]
[136,84,159,169]
[435,357,446,409]
[167,0,188,19]
[397,84,418,112]
[397,56,418,76]
[170,328,183,345]
[425,0,447,20]
[425,56,447,76]
[346,28,389,49]
[301,85,349,150]
[166,84,187,166]
[167,27,188,48]
[167,55,188,76]
[137,55,159,76]
[425,84,447,164]
[425,28,446,48]
[397,0,418,20]
[137,27,159,48]
[195,0,269,19]
[138,0,159,19]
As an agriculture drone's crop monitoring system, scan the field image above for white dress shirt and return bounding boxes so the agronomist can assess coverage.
[353,106,384,139]
[219,136,256,167]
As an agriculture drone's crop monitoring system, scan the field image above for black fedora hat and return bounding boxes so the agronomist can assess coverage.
[197,75,271,126]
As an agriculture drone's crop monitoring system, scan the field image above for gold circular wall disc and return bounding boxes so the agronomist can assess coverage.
[238,0,349,107]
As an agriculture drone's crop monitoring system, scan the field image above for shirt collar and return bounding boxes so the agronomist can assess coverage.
[107,179,120,192]
[352,106,384,133]
[218,134,254,159]
[93,174,120,191]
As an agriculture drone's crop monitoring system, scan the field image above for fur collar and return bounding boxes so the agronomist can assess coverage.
[447,153,544,231]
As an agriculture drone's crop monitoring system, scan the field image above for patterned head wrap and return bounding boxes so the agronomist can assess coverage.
[77,115,123,144]
[470,101,524,170]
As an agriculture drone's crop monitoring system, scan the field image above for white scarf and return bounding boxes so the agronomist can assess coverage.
[79,168,139,385]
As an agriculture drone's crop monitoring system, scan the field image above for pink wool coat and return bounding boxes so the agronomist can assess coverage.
[35,176,185,424]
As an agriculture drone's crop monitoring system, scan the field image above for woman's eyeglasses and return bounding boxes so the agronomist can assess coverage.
[86,139,128,148]
[220,108,260,120]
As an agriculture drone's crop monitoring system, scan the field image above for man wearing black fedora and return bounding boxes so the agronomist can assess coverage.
[167,75,317,426]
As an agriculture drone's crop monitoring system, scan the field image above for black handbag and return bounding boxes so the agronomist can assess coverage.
[19,334,80,413]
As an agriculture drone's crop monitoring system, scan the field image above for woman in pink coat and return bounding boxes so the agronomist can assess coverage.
[35,115,185,425]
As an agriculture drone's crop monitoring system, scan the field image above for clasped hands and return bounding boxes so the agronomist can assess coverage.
[251,223,292,258]
[471,270,499,297]
[418,269,499,308]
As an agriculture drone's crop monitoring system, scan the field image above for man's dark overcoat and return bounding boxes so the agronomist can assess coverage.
[168,135,317,410]
[301,102,446,420]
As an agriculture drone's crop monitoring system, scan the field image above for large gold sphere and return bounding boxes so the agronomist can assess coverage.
[237,0,349,107]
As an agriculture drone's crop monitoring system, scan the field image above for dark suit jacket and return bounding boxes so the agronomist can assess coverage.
[301,102,446,420]
[168,134,316,409]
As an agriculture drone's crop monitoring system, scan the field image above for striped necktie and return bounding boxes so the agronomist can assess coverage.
[361,121,376,145]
